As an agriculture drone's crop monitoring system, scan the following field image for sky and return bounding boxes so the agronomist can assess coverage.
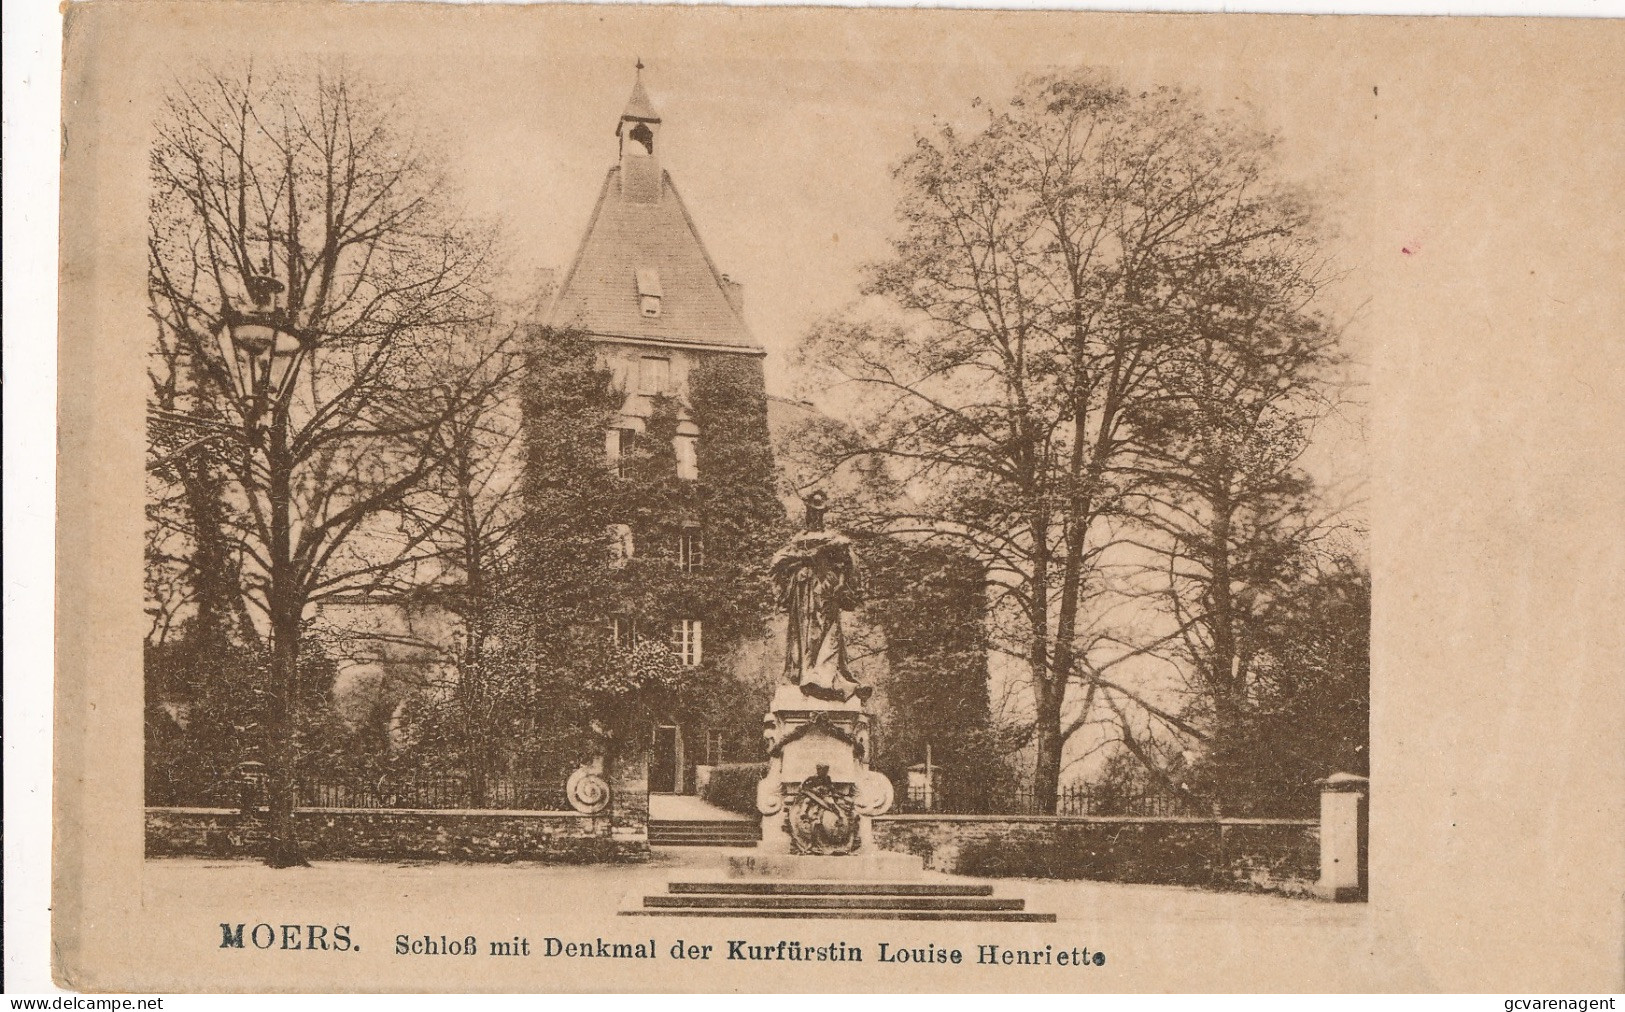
[343,10,1383,510]
[401,20,1376,386]
[81,3,1613,566]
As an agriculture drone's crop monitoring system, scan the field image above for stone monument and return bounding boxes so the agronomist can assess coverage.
[738,492,913,878]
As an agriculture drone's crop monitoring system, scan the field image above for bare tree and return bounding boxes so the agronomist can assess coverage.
[392,329,527,803]
[800,69,1335,809]
[146,65,505,864]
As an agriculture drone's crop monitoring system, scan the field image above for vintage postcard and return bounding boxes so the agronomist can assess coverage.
[50,1,1623,994]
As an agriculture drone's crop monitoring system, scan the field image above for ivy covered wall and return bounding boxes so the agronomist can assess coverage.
[496,328,789,785]
[859,536,1006,800]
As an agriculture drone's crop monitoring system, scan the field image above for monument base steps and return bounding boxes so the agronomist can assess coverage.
[620,879,1056,922]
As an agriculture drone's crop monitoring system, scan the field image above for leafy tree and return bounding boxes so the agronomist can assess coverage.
[1113,164,1349,788]
[1187,557,1369,814]
[801,69,1337,810]
[145,621,348,807]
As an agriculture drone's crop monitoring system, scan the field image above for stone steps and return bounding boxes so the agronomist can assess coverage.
[646,894,1028,911]
[624,907,1056,921]
[648,819,762,848]
[623,880,1056,922]
[668,881,994,897]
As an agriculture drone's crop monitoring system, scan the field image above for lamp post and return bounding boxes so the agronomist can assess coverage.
[215,269,313,867]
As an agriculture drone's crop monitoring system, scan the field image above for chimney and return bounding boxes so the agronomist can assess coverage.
[721,274,744,315]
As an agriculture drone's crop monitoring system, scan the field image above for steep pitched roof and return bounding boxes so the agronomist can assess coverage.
[620,74,661,124]
[548,168,762,353]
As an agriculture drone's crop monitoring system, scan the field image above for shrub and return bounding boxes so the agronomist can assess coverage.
[700,762,768,816]
[952,824,1219,886]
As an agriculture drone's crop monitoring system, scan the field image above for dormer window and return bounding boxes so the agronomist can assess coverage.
[637,268,662,319]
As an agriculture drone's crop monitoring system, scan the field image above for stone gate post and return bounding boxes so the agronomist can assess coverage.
[1315,772,1369,901]
[608,751,650,862]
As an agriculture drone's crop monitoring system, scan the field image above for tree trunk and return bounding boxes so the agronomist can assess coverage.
[458,462,489,808]
[1025,501,1063,816]
[264,414,309,868]
[1031,686,1064,815]
[1206,491,1243,780]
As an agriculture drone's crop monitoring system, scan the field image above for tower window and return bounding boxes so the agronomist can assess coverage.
[639,356,671,395]
[669,619,702,667]
[678,527,703,573]
[628,121,654,155]
[674,435,697,481]
[674,419,699,481]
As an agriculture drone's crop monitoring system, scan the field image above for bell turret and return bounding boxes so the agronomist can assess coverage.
[617,60,663,203]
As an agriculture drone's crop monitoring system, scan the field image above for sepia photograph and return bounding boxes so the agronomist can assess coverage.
[35,0,1625,995]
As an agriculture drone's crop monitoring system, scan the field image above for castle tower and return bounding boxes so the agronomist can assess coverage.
[544,63,782,796]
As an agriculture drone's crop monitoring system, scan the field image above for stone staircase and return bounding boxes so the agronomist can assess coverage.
[623,880,1055,921]
[648,819,763,848]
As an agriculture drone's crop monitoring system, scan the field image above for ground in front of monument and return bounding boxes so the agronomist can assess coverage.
[142,851,1384,990]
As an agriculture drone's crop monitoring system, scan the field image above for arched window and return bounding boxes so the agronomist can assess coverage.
[628,121,654,155]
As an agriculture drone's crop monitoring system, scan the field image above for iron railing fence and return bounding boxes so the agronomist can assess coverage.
[148,768,570,811]
[301,774,571,811]
[899,782,1209,818]
[152,769,1313,817]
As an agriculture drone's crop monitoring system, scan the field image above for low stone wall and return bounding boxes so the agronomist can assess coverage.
[146,807,646,863]
[873,815,1320,896]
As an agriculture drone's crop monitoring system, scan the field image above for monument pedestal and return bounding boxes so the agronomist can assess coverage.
[755,685,896,860]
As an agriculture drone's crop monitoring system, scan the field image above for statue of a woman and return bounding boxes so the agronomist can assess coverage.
[769,491,871,703]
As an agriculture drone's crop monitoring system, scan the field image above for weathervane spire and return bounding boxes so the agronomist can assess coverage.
[618,60,662,127]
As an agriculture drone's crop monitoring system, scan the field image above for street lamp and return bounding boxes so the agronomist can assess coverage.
[213,272,309,416]
[215,268,314,867]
